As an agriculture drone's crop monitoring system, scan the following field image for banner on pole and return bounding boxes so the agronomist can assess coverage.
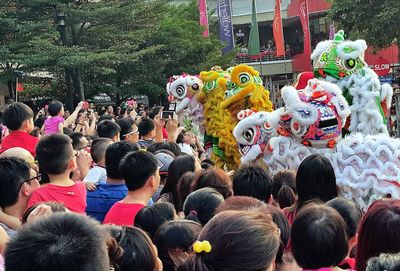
[217,0,235,54]
[199,0,209,37]
[247,0,260,56]
[298,0,311,59]
[16,82,24,92]
[273,0,285,57]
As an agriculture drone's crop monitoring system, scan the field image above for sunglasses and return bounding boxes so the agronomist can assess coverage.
[123,129,139,137]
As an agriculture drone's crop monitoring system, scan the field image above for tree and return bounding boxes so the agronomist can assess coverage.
[328,0,400,64]
[0,0,233,108]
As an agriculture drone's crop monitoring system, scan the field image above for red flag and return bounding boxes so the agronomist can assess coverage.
[16,82,24,92]
[298,0,311,60]
[199,0,209,37]
[273,0,285,57]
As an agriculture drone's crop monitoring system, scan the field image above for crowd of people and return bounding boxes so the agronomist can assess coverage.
[0,99,399,271]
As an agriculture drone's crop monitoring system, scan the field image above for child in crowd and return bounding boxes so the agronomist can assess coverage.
[43,101,65,135]
[83,138,113,185]
[137,117,157,149]
[27,134,87,214]
[0,102,38,156]
[96,120,121,142]
[152,151,175,202]
[272,169,296,209]
[103,151,160,226]
[190,168,233,199]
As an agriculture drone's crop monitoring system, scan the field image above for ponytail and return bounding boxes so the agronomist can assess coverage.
[177,255,212,271]
[277,185,296,209]
[185,210,201,224]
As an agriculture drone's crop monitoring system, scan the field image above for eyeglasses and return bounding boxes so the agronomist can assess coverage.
[25,174,42,183]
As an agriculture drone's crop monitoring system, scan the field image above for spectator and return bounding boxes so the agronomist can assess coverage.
[177,172,196,211]
[0,157,40,237]
[183,188,224,226]
[152,151,175,202]
[272,170,296,209]
[191,168,233,199]
[83,138,113,185]
[147,142,182,157]
[0,147,38,172]
[22,202,68,224]
[97,120,121,142]
[291,204,348,271]
[103,151,160,226]
[86,141,138,222]
[1,102,38,156]
[232,165,273,202]
[116,118,139,143]
[43,100,64,135]
[134,202,176,239]
[178,210,280,271]
[366,253,400,271]
[137,117,157,149]
[69,132,89,150]
[154,220,202,271]
[28,134,87,214]
[5,213,110,271]
[356,199,400,271]
[104,105,114,116]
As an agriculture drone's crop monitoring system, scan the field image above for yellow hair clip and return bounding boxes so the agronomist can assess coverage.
[193,240,212,253]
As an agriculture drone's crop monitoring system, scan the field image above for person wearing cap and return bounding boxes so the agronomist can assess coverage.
[152,151,175,202]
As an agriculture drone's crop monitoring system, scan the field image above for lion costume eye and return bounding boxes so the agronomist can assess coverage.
[239,73,251,85]
[175,85,186,98]
[205,81,216,91]
[227,81,236,90]
[243,128,255,142]
[343,58,356,70]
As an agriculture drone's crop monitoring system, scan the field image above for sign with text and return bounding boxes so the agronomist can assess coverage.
[217,0,234,54]
[369,57,391,77]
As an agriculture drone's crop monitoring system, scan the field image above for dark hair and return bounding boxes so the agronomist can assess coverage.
[109,226,159,271]
[177,172,196,211]
[5,213,109,271]
[105,141,138,179]
[291,204,348,269]
[119,151,158,191]
[326,197,362,238]
[0,157,30,208]
[134,202,176,239]
[69,132,86,150]
[272,170,297,208]
[34,116,45,129]
[161,155,196,210]
[366,253,400,271]
[191,168,233,199]
[148,106,162,120]
[138,118,155,137]
[178,210,280,271]
[232,165,273,202]
[97,120,121,139]
[98,114,113,123]
[147,142,182,157]
[295,154,338,210]
[154,220,202,271]
[116,118,135,140]
[90,137,113,164]
[2,102,34,131]
[48,101,63,117]
[36,134,74,175]
[22,202,67,224]
[356,199,400,271]
[183,188,224,226]
[200,159,214,170]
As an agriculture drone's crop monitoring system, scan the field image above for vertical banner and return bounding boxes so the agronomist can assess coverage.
[329,23,335,40]
[298,0,311,59]
[217,0,235,54]
[247,0,260,56]
[273,0,285,57]
[199,0,209,37]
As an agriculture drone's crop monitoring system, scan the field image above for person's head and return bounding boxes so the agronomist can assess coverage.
[291,204,348,270]
[161,155,196,210]
[106,105,114,114]
[105,141,138,180]
[119,151,160,194]
[109,226,162,271]
[147,142,182,157]
[149,106,163,120]
[200,159,214,170]
[366,253,400,271]
[98,114,114,123]
[272,170,296,208]
[154,220,202,271]
[91,138,113,165]
[116,118,139,143]
[356,199,400,271]
[177,172,196,210]
[36,134,76,175]
[97,120,121,142]
[296,154,338,210]
[138,117,156,139]
[232,165,273,202]
[0,157,39,211]
[5,213,110,271]
[191,168,233,199]
[48,100,64,117]
[2,102,34,133]
[155,152,175,185]
[0,147,37,172]
[69,132,89,150]
[22,202,68,224]
[216,195,265,212]
[183,188,224,226]
[134,202,176,239]
[178,210,280,271]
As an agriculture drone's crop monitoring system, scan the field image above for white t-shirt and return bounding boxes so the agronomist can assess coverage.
[83,166,107,183]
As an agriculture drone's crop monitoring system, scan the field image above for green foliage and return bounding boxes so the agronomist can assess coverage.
[0,0,234,105]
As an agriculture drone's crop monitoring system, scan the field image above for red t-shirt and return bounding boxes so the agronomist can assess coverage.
[1,131,39,157]
[27,181,87,214]
[103,202,144,226]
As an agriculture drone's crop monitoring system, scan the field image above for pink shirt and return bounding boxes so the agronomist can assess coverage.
[27,181,87,214]
[103,202,144,226]
[44,116,64,135]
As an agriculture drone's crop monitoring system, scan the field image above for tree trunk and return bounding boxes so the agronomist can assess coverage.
[7,79,14,101]
[65,68,74,111]
[71,67,85,101]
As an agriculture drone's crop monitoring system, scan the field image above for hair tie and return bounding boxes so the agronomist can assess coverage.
[193,240,212,253]
[189,210,198,216]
